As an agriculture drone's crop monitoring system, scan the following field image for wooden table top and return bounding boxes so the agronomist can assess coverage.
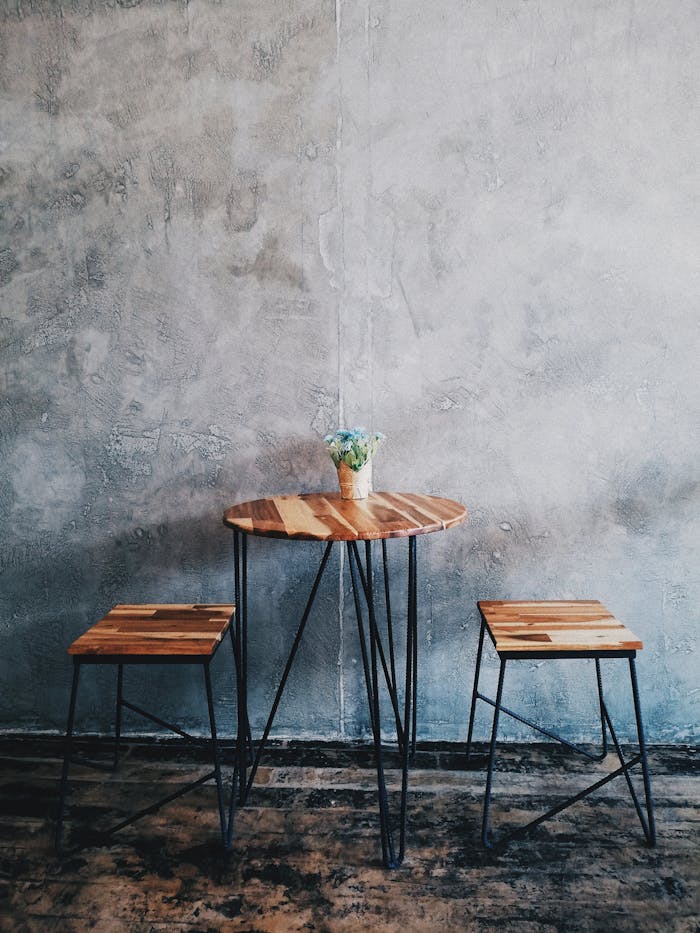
[478,600,642,654]
[223,492,467,541]
[68,604,235,658]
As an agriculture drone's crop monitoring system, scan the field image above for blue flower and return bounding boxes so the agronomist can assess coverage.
[324,427,385,472]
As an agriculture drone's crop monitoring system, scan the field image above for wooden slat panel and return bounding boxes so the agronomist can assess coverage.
[273,496,334,540]
[68,604,235,658]
[478,600,642,654]
[315,496,366,539]
[223,492,467,541]
[382,492,465,531]
[322,497,408,540]
[360,494,434,537]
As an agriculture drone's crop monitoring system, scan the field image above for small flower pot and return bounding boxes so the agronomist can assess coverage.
[337,460,372,500]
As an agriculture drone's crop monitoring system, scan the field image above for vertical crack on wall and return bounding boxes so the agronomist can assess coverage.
[335,0,346,431]
[365,2,374,436]
[335,0,345,740]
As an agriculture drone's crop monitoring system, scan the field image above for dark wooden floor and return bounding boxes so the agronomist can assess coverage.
[1,738,698,932]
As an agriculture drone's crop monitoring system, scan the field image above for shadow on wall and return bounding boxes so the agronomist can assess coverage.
[2,429,338,632]
[2,512,234,625]
[0,510,233,723]
[0,497,348,735]
[0,430,342,734]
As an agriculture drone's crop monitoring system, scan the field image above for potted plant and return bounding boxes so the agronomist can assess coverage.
[324,428,385,500]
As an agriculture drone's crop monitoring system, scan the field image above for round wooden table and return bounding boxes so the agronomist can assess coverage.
[223,491,467,868]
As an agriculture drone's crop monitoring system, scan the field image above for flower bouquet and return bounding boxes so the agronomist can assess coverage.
[324,428,385,500]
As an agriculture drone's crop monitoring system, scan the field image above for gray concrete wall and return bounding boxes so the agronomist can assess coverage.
[1,0,698,744]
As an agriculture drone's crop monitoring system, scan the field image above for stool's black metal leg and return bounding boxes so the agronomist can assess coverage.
[114,663,123,769]
[594,658,608,760]
[600,679,651,838]
[466,618,486,762]
[629,657,656,846]
[55,661,81,851]
[479,655,656,849]
[204,662,229,849]
[482,658,506,849]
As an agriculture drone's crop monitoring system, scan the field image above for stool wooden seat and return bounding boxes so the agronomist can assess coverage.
[67,604,234,660]
[56,604,236,852]
[478,599,643,654]
[466,600,656,848]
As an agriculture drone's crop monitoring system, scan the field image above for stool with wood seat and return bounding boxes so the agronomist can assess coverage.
[466,600,656,849]
[55,604,236,852]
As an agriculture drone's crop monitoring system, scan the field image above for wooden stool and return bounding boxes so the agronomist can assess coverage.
[466,600,656,848]
[55,604,236,851]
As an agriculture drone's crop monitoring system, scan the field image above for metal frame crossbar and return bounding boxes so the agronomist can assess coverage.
[466,613,656,850]
[55,627,237,853]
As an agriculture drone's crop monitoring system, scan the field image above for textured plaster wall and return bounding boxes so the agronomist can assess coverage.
[1,0,698,744]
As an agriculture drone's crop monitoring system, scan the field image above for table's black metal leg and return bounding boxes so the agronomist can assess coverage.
[629,658,656,845]
[409,537,418,757]
[243,541,334,800]
[233,530,248,805]
[204,662,230,849]
[350,541,406,746]
[466,618,486,762]
[482,658,506,849]
[241,535,250,756]
[226,618,239,847]
[347,541,394,867]
[347,542,378,734]
[398,536,417,862]
[365,540,397,867]
[347,542,391,865]
[234,529,421,869]
[411,637,418,756]
[55,661,80,851]
[347,538,417,868]
[114,663,123,769]
[381,540,398,698]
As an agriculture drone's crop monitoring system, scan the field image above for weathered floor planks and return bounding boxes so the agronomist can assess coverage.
[0,739,698,932]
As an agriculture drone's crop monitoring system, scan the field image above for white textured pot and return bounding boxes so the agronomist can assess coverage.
[337,460,372,500]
